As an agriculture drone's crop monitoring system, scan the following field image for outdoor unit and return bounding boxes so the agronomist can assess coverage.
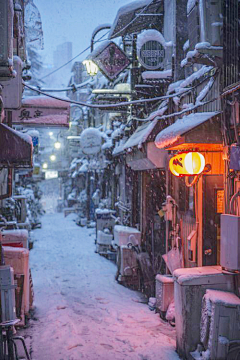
[0,265,16,323]
[155,274,174,313]
[220,214,240,271]
[114,225,141,247]
[120,245,138,276]
[199,289,240,360]
[96,230,113,254]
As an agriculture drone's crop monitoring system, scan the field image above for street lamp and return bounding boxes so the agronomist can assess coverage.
[83,59,98,76]
[49,131,53,137]
[42,162,48,169]
[50,154,56,162]
[54,141,61,150]
[83,24,111,76]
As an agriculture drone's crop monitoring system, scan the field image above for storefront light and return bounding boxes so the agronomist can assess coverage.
[54,141,61,150]
[50,154,56,162]
[169,152,205,177]
[42,162,48,169]
[83,59,98,76]
[49,131,53,137]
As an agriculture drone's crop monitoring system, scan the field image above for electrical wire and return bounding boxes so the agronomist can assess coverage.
[39,0,155,82]
[108,0,156,39]
[39,30,110,81]
[23,82,169,108]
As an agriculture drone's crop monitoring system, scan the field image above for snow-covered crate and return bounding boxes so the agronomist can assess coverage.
[155,274,174,313]
[113,225,141,247]
[97,230,113,245]
[198,289,240,360]
[2,229,29,249]
[173,266,237,359]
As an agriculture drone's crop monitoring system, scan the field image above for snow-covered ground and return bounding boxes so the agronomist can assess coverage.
[22,212,179,360]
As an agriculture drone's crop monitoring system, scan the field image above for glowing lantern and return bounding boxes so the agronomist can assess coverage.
[169,152,205,177]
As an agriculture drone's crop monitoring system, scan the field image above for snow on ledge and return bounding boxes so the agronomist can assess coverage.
[155,111,219,149]
[142,70,172,80]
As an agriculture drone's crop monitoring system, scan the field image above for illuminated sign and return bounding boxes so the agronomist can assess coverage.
[169,152,205,177]
[92,42,130,81]
[45,170,58,180]
[137,30,166,70]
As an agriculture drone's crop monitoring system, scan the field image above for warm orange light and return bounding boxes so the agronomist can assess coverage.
[169,152,205,177]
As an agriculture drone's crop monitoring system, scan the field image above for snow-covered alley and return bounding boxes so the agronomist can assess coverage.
[22,212,179,360]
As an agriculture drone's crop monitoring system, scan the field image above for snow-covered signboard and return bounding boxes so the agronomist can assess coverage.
[12,96,70,127]
[80,128,102,155]
[137,30,166,70]
[91,41,130,81]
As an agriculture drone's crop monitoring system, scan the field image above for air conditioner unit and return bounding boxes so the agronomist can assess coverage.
[221,214,240,271]
[120,245,138,276]
[114,225,141,247]
[199,289,240,360]
[155,274,174,314]
[97,230,113,246]
[0,265,16,323]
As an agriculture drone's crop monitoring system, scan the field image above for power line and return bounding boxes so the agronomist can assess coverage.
[23,82,190,109]
[39,30,110,81]
[39,0,155,82]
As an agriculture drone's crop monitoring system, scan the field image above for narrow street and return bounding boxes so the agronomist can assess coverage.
[23,212,179,360]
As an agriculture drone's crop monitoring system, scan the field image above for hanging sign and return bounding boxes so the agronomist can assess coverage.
[80,128,102,155]
[169,152,205,177]
[91,41,131,81]
[137,30,166,70]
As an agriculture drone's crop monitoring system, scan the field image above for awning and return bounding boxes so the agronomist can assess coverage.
[0,123,32,168]
[11,96,70,127]
[126,142,166,170]
[109,0,163,39]
[123,119,159,150]
[155,112,222,151]
[120,119,166,170]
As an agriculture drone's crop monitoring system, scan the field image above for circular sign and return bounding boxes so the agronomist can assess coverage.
[137,30,166,70]
[80,128,102,155]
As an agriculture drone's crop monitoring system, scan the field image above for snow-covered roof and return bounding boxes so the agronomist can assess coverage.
[112,137,127,156]
[122,117,161,151]
[18,114,69,127]
[155,112,219,149]
[22,96,70,109]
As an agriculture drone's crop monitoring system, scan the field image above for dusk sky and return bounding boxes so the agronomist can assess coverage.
[34,0,132,65]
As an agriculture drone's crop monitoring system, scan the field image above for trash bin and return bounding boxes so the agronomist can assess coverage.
[173,266,237,359]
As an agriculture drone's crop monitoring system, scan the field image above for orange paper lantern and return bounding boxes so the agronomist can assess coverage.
[169,152,205,177]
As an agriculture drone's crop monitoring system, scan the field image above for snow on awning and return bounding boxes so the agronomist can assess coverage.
[109,0,163,39]
[123,118,159,150]
[155,112,222,151]
[12,96,70,127]
[0,123,32,168]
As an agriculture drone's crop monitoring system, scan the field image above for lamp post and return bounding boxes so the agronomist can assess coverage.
[83,24,111,76]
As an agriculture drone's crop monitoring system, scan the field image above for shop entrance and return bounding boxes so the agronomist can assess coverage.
[202,175,223,266]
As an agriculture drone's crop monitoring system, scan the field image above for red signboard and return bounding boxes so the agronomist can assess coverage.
[11,96,70,127]
[92,42,130,81]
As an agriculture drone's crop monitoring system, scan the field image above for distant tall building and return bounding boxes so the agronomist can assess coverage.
[52,42,73,86]
[53,42,72,70]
